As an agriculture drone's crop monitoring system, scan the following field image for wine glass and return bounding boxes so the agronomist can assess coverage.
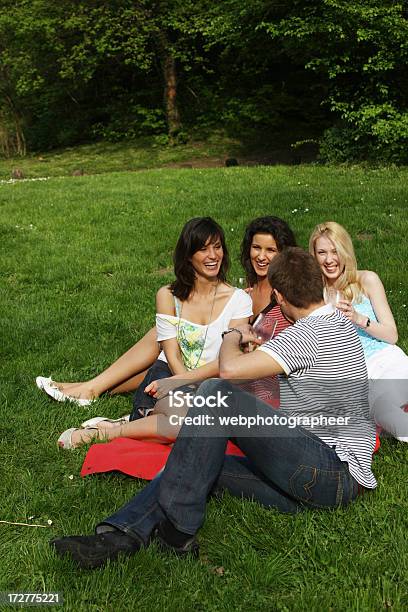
[252,313,278,343]
[326,288,343,307]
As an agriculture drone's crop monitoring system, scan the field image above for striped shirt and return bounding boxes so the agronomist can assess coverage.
[259,303,377,489]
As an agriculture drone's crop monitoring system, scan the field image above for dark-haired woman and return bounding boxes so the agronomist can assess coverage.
[36,217,296,406]
[146,215,297,408]
[239,216,297,404]
[57,217,252,448]
[241,215,297,318]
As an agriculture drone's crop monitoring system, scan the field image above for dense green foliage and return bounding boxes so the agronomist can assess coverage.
[264,0,408,163]
[0,0,407,161]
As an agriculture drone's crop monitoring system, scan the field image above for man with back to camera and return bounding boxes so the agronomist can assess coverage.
[51,247,376,568]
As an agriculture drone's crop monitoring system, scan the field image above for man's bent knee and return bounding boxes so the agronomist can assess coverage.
[196,378,232,398]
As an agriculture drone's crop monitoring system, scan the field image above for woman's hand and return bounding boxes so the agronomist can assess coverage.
[336,299,355,320]
[337,299,367,327]
[145,375,185,399]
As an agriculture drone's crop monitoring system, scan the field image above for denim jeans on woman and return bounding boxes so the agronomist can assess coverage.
[98,379,360,544]
[130,359,172,420]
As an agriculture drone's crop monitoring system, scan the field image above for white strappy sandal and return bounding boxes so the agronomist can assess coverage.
[57,427,99,450]
[80,415,130,428]
[36,376,94,407]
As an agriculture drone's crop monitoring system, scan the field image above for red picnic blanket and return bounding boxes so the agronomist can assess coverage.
[81,438,244,480]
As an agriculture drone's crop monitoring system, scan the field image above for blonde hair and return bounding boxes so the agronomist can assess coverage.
[309,221,364,303]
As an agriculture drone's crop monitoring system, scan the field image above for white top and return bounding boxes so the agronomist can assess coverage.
[156,288,253,370]
[259,304,377,489]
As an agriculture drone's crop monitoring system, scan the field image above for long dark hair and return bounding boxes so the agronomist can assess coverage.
[171,217,229,300]
[240,216,297,287]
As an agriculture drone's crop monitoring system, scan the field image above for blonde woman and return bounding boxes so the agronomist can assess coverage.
[309,221,408,442]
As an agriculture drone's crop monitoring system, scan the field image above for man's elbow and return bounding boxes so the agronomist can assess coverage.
[219,364,237,380]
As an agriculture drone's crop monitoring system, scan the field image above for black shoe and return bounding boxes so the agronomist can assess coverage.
[50,531,141,569]
[154,522,199,558]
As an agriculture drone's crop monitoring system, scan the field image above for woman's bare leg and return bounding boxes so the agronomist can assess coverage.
[68,392,189,447]
[52,327,159,400]
[70,413,181,447]
[109,371,148,395]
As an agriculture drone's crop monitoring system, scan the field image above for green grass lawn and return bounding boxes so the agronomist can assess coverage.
[0,137,243,180]
[1,164,407,611]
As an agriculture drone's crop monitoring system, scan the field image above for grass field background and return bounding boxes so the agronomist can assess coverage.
[1,164,408,610]
[0,138,243,180]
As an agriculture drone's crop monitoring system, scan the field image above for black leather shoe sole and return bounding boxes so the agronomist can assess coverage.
[50,532,141,569]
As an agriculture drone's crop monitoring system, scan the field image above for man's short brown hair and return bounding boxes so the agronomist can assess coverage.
[268,247,323,308]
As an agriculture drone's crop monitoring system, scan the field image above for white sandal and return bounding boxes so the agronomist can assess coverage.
[80,415,130,428]
[36,376,94,407]
[57,427,98,450]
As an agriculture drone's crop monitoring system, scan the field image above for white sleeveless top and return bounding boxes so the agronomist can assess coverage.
[156,288,252,370]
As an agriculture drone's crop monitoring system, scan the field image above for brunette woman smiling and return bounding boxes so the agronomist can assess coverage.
[57,217,252,448]
[239,216,297,405]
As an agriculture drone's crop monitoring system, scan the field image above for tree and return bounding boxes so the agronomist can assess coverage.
[52,0,195,142]
[262,0,408,161]
[0,2,31,156]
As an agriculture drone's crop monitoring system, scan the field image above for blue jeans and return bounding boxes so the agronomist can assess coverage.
[130,359,172,420]
[99,379,360,543]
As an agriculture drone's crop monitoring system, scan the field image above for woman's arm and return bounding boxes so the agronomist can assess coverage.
[175,316,250,381]
[338,270,398,344]
[360,271,398,343]
[146,360,221,399]
[146,316,250,397]
[156,286,188,375]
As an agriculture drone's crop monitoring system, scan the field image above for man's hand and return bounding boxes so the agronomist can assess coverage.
[220,322,284,380]
[225,323,262,350]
